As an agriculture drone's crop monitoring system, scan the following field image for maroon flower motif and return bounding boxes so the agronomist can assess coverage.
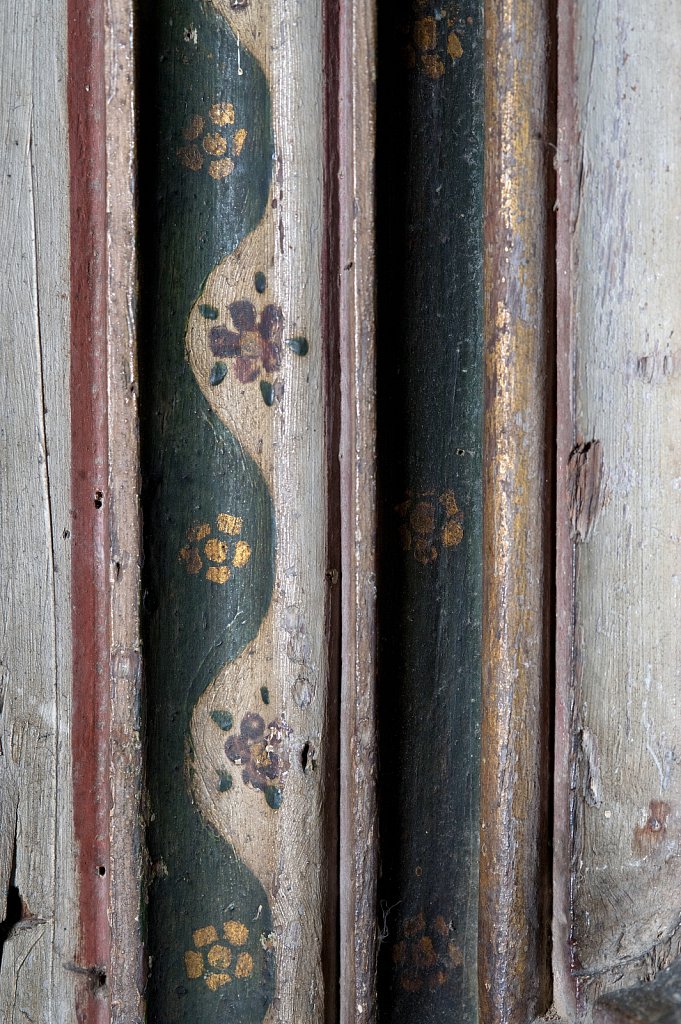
[392,912,463,993]
[209,301,283,384]
[224,712,290,810]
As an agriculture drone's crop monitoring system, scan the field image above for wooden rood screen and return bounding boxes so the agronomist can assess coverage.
[1,0,681,1022]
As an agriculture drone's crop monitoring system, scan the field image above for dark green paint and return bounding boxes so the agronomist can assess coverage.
[209,361,229,386]
[210,710,234,732]
[260,686,270,705]
[217,771,234,793]
[264,786,283,811]
[254,271,267,294]
[200,303,220,320]
[286,336,309,356]
[139,1,276,1020]
[376,2,483,1021]
[259,380,274,406]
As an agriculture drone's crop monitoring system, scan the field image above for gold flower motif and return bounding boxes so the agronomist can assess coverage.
[392,912,462,992]
[178,101,247,178]
[397,489,464,564]
[403,2,464,80]
[183,918,255,989]
[179,515,251,584]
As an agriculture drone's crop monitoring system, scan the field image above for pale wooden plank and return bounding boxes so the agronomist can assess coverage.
[338,0,378,1016]
[105,0,144,1019]
[555,0,681,1013]
[0,0,77,1019]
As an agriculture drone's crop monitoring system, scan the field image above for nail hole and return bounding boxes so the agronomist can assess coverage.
[97,866,106,876]
[89,967,107,993]
[94,491,103,509]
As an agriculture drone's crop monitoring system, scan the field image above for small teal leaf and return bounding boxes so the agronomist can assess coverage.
[286,336,309,357]
[254,271,267,294]
[199,304,219,320]
[260,380,275,406]
[210,710,233,731]
[264,785,283,810]
[210,361,228,386]
[217,770,233,793]
[260,686,270,705]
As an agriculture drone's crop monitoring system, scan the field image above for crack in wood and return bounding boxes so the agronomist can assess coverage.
[567,439,604,542]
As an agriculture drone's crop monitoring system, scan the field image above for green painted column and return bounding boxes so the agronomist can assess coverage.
[376,1,484,1020]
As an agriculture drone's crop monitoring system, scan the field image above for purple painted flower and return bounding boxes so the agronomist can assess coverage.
[209,301,283,384]
[224,712,290,809]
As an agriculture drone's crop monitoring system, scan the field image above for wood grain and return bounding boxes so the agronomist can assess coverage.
[595,959,681,1024]
[0,0,79,1019]
[105,0,144,1018]
[338,0,378,1017]
[555,0,681,1013]
[67,0,112,1018]
[480,0,555,1020]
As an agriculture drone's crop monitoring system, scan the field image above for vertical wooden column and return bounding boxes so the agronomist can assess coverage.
[338,0,378,1017]
[139,0,334,1020]
[375,0,484,1021]
[555,0,681,1015]
[68,1,113,1019]
[480,0,555,1021]
[106,0,144,1019]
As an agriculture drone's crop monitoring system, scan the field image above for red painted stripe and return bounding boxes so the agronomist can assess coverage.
[67,0,112,1020]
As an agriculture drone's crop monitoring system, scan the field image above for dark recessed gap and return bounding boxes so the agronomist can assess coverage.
[0,840,22,968]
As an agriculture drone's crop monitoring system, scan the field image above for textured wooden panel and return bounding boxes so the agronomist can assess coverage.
[479,1,555,1022]
[105,0,144,1019]
[338,0,378,1017]
[595,958,681,1024]
[138,0,331,1020]
[555,0,681,1013]
[0,0,78,1019]
[375,1,484,1021]
[67,1,113,1018]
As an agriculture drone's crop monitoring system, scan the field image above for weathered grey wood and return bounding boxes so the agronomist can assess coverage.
[595,958,681,1024]
[0,0,78,1020]
[555,0,681,1014]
